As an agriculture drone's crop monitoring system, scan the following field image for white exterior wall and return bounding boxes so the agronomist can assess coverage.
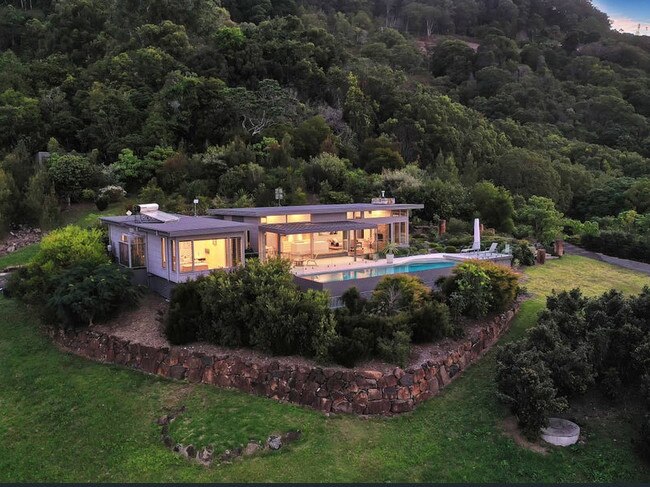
[244,216,260,251]
[108,224,126,263]
[108,225,121,254]
[145,233,168,280]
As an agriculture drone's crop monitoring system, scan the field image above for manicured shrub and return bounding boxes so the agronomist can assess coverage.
[192,258,335,359]
[371,274,430,316]
[479,260,520,313]
[249,288,334,357]
[81,188,96,201]
[95,196,109,211]
[447,217,471,234]
[46,262,142,329]
[34,225,108,272]
[341,287,366,315]
[98,185,126,203]
[440,260,520,319]
[443,261,492,319]
[8,226,109,304]
[165,277,206,345]
[444,245,457,253]
[496,287,650,441]
[376,329,411,367]
[410,301,453,343]
[328,327,374,368]
[496,342,568,440]
[511,241,535,266]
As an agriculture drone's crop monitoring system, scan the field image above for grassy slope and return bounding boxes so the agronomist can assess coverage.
[0,256,649,482]
[0,201,132,270]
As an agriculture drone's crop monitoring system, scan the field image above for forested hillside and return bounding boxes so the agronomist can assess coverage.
[0,0,648,243]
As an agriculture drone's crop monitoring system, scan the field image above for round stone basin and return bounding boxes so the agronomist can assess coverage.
[541,418,580,446]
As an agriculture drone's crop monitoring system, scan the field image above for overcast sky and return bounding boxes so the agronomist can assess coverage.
[593,0,650,35]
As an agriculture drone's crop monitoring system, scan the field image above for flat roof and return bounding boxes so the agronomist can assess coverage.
[259,220,378,235]
[208,202,424,218]
[100,215,251,238]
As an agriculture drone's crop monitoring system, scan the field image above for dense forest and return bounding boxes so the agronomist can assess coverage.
[0,0,648,252]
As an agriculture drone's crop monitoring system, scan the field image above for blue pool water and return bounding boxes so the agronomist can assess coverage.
[301,260,456,283]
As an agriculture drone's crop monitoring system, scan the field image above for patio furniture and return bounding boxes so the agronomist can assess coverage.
[481,242,498,257]
[461,243,481,253]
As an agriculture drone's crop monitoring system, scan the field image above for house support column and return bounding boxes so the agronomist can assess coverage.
[240,233,246,266]
[310,233,314,259]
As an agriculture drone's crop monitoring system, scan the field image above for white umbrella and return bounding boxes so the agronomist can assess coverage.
[473,218,481,251]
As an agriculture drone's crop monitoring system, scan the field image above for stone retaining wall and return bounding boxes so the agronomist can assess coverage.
[50,304,519,416]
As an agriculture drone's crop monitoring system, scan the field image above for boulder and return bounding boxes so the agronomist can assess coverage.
[365,399,391,415]
[169,365,186,380]
[391,400,414,413]
[359,370,384,381]
[196,447,213,466]
[243,441,262,456]
[183,444,196,458]
[267,435,282,450]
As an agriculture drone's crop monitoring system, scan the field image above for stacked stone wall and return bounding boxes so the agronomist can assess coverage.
[51,304,519,415]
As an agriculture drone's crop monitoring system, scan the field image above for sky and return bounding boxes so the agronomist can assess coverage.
[593,0,650,35]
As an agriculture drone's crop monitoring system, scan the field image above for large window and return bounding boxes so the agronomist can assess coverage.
[161,237,167,269]
[263,214,311,224]
[178,238,242,273]
[119,235,129,266]
[395,222,407,245]
[364,210,392,218]
[118,233,145,268]
[131,236,146,267]
[171,241,177,272]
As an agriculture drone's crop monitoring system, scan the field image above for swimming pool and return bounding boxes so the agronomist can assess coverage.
[301,260,457,283]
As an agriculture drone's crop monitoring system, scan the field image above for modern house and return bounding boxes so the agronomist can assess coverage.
[208,198,424,265]
[101,204,250,297]
[100,199,426,299]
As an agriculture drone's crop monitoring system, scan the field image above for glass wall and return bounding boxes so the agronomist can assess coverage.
[395,222,407,246]
[262,214,311,224]
[131,236,146,267]
[177,237,242,273]
[161,237,167,269]
[119,237,129,266]
[263,229,377,263]
[363,210,392,218]
[118,233,146,268]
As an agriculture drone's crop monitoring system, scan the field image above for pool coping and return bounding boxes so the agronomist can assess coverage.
[292,252,511,277]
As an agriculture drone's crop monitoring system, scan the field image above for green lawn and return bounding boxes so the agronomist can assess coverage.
[0,244,40,270]
[0,256,649,482]
[0,201,131,271]
[60,200,134,228]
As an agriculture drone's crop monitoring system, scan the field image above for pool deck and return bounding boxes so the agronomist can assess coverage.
[292,252,512,306]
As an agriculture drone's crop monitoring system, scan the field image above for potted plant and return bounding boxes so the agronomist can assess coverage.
[382,242,399,264]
